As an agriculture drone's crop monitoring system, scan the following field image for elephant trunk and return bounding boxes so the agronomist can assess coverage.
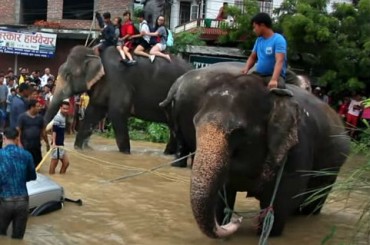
[190,123,242,239]
[44,76,71,123]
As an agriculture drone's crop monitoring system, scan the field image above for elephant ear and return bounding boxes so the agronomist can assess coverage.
[266,95,301,167]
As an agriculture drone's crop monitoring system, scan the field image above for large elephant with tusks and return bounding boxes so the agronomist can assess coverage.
[163,62,350,238]
[45,45,191,153]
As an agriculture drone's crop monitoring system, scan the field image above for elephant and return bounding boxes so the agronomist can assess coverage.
[141,0,166,27]
[164,62,350,238]
[45,45,192,154]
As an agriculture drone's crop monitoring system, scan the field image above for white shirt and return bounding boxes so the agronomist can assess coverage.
[140,20,150,43]
[41,74,52,87]
[348,99,362,116]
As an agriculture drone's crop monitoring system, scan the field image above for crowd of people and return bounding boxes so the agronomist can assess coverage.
[94,10,171,65]
[312,86,370,139]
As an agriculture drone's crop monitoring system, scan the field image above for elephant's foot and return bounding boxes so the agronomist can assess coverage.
[119,149,131,154]
[298,203,323,216]
[163,146,176,155]
[84,144,94,151]
[171,158,187,168]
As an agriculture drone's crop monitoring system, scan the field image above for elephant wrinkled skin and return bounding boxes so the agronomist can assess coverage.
[45,45,191,154]
[165,62,350,239]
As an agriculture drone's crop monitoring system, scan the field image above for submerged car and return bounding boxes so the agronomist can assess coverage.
[27,173,64,216]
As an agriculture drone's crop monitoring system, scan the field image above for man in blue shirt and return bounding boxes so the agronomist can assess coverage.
[0,128,36,239]
[10,83,31,128]
[242,13,292,96]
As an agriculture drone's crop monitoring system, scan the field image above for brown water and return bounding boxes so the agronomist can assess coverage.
[1,135,369,245]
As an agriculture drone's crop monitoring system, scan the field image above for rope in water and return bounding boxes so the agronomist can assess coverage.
[38,145,288,242]
[258,157,287,245]
[108,152,195,182]
[36,145,192,183]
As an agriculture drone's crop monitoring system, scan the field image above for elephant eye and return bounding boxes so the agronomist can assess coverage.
[65,73,71,81]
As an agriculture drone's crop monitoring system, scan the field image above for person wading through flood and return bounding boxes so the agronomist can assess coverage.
[0,127,36,239]
[49,101,70,174]
[241,12,292,96]
[17,99,50,168]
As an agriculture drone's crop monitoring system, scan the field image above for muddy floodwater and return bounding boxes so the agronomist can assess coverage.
[1,135,369,245]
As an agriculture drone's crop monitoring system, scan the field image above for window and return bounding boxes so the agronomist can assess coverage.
[63,0,94,20]
[234,0,244,13]
[179,2,191,24]
[191,5,199,20]
[21,0,47,24]
[258,1,273,15]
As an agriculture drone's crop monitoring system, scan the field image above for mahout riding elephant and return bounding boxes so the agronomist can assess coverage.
[45,45,191,154]
[163,62,350,238]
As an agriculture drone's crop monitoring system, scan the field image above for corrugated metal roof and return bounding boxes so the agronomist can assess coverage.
[185,45,247,58]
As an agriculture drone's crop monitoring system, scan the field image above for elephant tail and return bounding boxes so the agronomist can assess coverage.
[159,96,173,108]
[159,77,184,108]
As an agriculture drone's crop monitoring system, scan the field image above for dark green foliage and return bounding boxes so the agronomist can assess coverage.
[218,0,259,51]
[105,118,170,143]
[169,30,206,54]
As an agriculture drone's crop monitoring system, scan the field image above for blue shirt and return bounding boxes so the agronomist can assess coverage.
[10,95,28,128]
[53,112,66,146]
[0,144,36,198]
[252,33,287,78]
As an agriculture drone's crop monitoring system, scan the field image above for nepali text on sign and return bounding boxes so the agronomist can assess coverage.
[0,30,57,58]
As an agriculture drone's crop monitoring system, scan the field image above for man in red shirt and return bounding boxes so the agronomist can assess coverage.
[116,11,136,65]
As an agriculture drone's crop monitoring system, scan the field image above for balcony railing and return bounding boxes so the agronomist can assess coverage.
[174,19,237,34]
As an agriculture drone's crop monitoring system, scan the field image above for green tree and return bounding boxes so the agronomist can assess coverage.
[218,0,260,51]
[169,30,206,54]
[277,0,370,93]
[222,0,370,94]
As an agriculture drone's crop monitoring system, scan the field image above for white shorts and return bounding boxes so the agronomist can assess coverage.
[52,147,66,160]
[156,43,167,51]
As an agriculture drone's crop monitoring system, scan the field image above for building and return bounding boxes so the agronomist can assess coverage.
[0,0,132,75]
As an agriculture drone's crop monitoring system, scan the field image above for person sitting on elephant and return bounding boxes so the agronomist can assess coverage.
[132,11,155,63]
[144,15,171,62]
[241,13,292,96]
[113,16,122,43]
[116,12,137,66]
[93,12,116,56]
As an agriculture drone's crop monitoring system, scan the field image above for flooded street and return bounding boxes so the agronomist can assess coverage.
[1,135,368,245]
